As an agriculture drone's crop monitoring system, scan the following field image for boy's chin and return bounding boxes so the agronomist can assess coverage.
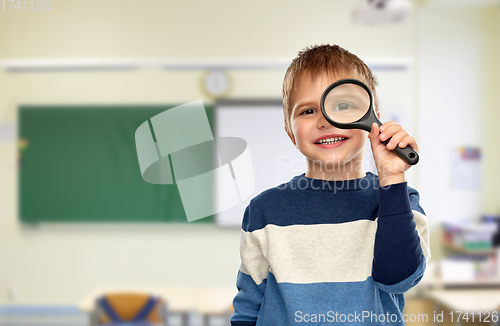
[308,156,364,171]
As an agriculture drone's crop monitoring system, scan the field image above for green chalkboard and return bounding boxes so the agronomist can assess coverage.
[18,105,215,223]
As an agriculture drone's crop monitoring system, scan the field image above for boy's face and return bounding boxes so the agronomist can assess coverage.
[286,72,372,172]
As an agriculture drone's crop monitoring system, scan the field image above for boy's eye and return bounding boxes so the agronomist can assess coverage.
[300,108,316,115]
[334,102,354,111]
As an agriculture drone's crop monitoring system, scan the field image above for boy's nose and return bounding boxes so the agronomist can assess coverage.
[316,112,330,129]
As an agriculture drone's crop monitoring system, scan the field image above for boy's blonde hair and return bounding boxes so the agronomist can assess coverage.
[282,44,378,133]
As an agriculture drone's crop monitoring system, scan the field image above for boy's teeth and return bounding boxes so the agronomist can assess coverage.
[317,137,346,144]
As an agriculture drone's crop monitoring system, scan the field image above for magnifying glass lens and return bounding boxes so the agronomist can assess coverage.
[323,83,370,124]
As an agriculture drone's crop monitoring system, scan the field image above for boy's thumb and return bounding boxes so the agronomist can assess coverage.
[368,123,379,143]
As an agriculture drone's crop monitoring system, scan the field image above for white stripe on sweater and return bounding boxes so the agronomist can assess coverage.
[239,210,429,285]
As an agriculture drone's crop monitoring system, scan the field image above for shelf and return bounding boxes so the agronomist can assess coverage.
[441,240,497,256]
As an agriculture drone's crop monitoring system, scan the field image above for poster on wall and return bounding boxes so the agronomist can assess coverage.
[451,146,481,190]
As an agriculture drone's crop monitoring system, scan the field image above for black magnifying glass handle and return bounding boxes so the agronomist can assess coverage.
[379,137,419,165]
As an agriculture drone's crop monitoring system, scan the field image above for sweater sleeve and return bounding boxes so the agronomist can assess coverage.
[372,181,430,294]
[230,204,269,326]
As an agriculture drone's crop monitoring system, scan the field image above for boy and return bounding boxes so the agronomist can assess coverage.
[230,44,430,326]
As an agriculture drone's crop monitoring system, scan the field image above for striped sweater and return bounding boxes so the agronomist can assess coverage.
[230,172,430,326]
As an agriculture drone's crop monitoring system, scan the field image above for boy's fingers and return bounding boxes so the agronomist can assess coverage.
[379,124,403,141]
[379,121,397,132]
[385,130,408,149]
[372,122,420,158]
[399,136,420,153]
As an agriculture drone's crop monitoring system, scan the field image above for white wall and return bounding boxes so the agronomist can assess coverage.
[0,0,497,304]
[417,3,500,228]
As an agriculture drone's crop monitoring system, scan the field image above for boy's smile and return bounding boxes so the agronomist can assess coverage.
[286,72,369,180]
[314,133,349,148]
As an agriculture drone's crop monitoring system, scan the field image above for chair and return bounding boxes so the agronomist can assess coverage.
[91,292,168,326]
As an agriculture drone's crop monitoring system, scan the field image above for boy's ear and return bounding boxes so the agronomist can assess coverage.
[285,127,298,148]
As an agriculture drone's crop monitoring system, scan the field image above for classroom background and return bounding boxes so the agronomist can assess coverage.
[0,0,499,325]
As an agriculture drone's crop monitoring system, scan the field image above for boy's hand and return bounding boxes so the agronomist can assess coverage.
[368,121,420,186]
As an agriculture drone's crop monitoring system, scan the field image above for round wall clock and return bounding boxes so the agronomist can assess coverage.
[201,70,231,98]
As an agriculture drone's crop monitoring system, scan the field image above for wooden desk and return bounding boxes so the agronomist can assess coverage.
[416,262,500,325]
[78,286,237,326]
[425,289,500,326]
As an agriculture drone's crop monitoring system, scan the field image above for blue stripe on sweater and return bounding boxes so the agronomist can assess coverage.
[243,172,425,233]
[231,268,425,326]
[231,271,267,324]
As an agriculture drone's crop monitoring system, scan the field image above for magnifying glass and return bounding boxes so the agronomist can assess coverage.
[320,78,419,165]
